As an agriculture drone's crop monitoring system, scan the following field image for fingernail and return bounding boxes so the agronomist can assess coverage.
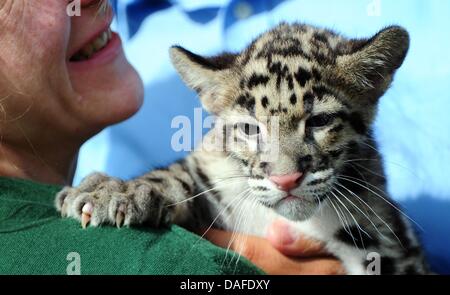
[268,219,297,245]
[277,222,295,245]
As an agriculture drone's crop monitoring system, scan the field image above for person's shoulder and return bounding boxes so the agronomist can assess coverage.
[0,177,261,274]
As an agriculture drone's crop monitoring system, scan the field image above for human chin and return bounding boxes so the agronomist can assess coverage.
[68,38,144,127]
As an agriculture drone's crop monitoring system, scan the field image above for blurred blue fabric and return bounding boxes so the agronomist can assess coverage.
[75,0,450,273]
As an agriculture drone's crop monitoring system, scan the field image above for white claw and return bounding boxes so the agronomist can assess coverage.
[81,213,91,229]
[61,202,68,217]
[82,202,93,215]
[116,204,126,228]
[81,203,93,229]
[116,212,124,228]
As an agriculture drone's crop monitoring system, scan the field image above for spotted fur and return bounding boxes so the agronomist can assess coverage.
[56,23,429,274]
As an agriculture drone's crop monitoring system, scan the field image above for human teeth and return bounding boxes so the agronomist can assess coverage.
[70,28,113,62]
[92,31,108,51]
[81,44,94,57]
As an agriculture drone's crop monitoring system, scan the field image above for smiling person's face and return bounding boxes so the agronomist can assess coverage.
[0,0,143,183]
[66,0,144,127]
[0,0,143,135]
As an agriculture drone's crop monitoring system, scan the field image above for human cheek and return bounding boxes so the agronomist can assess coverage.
[2,1,70,57]
[28,1,71,65]
[7,1,72,96]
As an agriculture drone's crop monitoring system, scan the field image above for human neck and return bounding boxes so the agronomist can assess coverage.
[0,141,78,185]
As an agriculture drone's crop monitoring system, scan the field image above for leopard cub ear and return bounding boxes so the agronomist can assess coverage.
[334,26,410,100]
[169,46,237,113]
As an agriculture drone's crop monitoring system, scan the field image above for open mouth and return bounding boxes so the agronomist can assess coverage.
[70,26,113,62]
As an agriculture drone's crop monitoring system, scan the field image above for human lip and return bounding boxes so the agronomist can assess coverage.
[68,4,114,62]
[68,32,123,71]
[70,27,113,62]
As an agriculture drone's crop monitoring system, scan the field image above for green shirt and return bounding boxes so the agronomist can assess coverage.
[0,177,263,275]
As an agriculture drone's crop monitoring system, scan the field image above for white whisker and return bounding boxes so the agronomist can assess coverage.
[333,185,389,242]
[337,175,423,231]
[330,190,369,251]
[167,178,248,207]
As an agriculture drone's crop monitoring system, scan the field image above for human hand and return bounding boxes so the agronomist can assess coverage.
[204,219,345,275]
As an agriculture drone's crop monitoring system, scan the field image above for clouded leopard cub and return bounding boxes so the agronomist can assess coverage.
[57,23,429,275]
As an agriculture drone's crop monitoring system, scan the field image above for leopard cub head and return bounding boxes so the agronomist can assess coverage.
[170,23,409,221]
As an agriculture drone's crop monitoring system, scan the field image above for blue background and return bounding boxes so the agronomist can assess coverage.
[75,0,450,273]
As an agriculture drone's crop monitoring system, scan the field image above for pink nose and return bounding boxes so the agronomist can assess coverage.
[269,172,303,192]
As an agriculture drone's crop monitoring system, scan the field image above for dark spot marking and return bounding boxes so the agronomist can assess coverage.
[347,112,368,135]
[247,96,255,110]
[261,96,269,108]
[304,127,314,143]
[312,85,330,100]
[336,226,380,249]
[239,78,246,89]
[315,155,330,171]
[294,67,312,87]
[313,32,329,44]
[289,94,297,105]
[297,155,313,171]
[175,177,192,194]
[303,92,315,113]
[346,140,360,156]
[247,73,270,89]
[329,149,344,159]
[312,67,322,81]
[236,95,247,107]
[258,39,311,61]
[269,61,289,90]
[196,166,211,187]
[307,177,331,186]
[339,165,365,194]
[390,213,412,250]
[236,93,256,112]
[241,42,257,66]
[144,177,164,183]
[287,74,294,90]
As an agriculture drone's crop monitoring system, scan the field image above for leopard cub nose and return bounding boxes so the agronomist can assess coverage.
[269,172,303,192]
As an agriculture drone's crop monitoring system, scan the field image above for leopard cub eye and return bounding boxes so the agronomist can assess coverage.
[306,114,332,128]
[236,123,261,136]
